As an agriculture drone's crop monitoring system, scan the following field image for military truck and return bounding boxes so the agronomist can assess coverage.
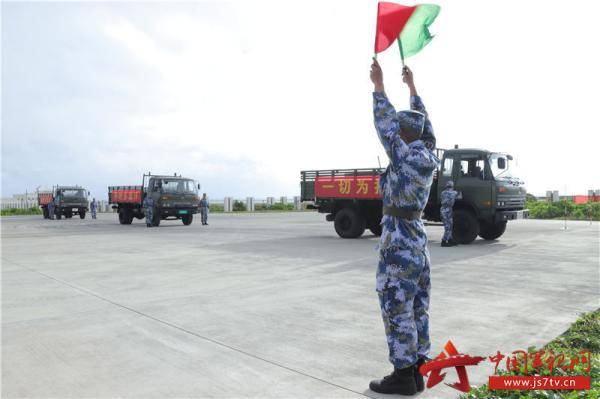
[300,147,529,243]
[38,186,89,219]
[108,173,200,226]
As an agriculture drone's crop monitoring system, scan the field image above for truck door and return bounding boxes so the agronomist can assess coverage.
[454,154,493,217]
[437,155,454,200]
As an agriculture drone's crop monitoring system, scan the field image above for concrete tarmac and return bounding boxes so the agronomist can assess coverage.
[2,213,598,398]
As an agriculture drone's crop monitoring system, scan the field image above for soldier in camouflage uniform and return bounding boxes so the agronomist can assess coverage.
[368,59,439,395]
[440,181,459,247]
[143,194,154,227]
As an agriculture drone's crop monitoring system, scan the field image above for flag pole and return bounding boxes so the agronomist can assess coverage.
[397,38,405,68]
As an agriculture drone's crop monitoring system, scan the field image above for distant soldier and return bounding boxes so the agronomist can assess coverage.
[47,198,55,220]
[368,60,440,395]
[199,193,209,225]
[440,181,460,247]
[90,198,98,219]
[143,194,155,227]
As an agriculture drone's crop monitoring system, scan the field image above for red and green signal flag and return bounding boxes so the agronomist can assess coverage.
[374,2,440,62]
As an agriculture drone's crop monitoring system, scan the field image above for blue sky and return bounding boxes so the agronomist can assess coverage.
[2,1,599,200]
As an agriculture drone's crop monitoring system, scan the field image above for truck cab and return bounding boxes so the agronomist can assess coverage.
[144,175,200,225]
[424,148,528,243]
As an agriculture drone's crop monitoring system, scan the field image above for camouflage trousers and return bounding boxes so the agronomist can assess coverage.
[440,207,453,241]
[145,208,153,225]
[377,247,431,369]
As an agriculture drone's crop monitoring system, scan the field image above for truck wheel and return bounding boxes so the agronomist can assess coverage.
[118,210,133,225]
[453,209,479,244]
[56,211,62,220]
[79,210,86,219]
[152,209,161,227]
[182,214,193,225]
[65,211,73,219]
[479,221,507,240]
[334,208,366,238]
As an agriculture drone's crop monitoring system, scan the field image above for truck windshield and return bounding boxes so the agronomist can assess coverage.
[61,189,86,198]
[489,153,523,184]
[160,179,197,194]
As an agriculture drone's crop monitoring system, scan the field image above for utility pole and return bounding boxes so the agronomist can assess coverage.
[563,185,568,230]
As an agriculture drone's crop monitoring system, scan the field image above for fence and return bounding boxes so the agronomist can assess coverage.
[0,200,113,212]
[211,196,302,212]
[1,197,302,212]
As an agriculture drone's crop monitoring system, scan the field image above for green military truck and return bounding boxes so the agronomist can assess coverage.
[38,186,90,219]
[300,147,529,243]
[108,173,201,226]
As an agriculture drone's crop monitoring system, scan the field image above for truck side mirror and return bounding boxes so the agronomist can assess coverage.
[497,158,506,169]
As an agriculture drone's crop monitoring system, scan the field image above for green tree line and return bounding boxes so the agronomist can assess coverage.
[526,199,599,221]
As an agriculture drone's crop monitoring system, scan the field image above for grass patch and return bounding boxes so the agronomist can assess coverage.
[461,309,600,399]
[1,207,42,216]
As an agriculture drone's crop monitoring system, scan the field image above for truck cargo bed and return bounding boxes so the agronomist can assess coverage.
[108,186,143,204]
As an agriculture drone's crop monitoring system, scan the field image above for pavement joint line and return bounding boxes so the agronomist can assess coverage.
[2,257,374,399]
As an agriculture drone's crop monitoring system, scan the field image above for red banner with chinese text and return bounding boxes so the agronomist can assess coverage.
[315,175,382,199]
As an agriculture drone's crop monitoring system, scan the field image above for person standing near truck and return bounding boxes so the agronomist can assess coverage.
[90,198,98,219]
[199,193,209,225]
[143,194,154,227]
[47,197,55,220]
[368,59,439,395]
[440,181,459,247]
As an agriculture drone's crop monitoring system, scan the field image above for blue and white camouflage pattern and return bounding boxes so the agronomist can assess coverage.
[90,200,97,219]
[143,196,154,226]
[373,91,439,369]
[440,187,458,241]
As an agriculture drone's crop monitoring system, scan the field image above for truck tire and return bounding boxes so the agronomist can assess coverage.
[56,210,62,220]
[479,221,507,240]
[453,209,479,244]
[118,209,133,225]
[334,207,365,238]
[152,209,161,227]
[182,214,193,225]
[79,210,86,219]
[65,211,73,219]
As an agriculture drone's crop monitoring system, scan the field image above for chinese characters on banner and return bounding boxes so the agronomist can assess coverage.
[314,175,382,199]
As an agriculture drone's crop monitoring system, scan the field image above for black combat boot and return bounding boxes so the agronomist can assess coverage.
[448,238,458,246]
[369,367,417,395]
[441,240,451,247]
[414,358,425,392]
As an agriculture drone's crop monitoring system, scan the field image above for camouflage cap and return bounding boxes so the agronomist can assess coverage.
[396,110,426,138]
[445,181,454,188]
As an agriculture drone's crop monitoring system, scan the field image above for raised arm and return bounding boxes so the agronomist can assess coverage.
[370,58,408,160]
[403,66,427,115]
[403,66,435,149]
